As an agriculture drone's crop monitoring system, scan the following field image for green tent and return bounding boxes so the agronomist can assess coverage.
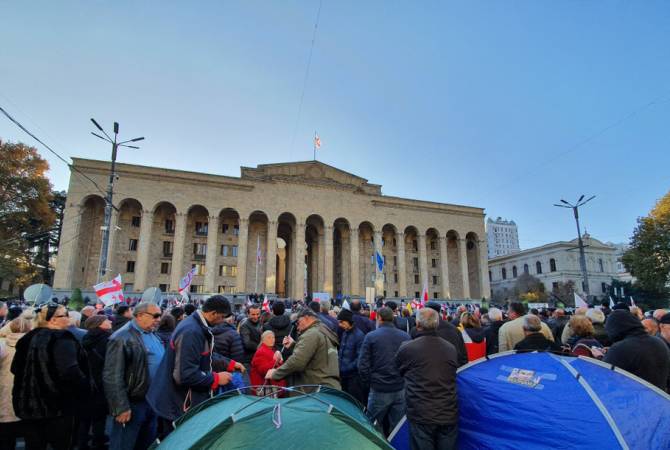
[154,386,393,449]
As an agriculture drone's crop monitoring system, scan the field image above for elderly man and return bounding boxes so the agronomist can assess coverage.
[396,307,458,450]
[654,309,668,322]
[104,302,165,450]
[498,302,554,352]
[642,318,660,336]
[484,307,504,355]
[266,308,340,391]
[513,315,563,352]
[79,305,96,329]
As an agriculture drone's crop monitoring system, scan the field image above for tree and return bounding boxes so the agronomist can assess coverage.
[0,139,56,293]
[69,287,84,311]
[513,273,547,302]
[551,280,576,306]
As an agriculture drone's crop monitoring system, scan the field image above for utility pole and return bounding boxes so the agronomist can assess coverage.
[554,195,596,299]
[90,119,144,282]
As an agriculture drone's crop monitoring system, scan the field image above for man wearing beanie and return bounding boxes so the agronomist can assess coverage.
[337,308,367,404]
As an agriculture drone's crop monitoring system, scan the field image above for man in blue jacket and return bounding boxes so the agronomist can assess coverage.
[337,308,366,405]
[357,306,410,435]
[147,296,245,423]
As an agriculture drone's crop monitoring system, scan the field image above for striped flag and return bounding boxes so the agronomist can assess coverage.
[262,294,271,314]
[178,267,196,296]
[93,274,125,306]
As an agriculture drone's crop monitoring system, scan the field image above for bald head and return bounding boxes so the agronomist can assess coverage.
[642,318,659,336]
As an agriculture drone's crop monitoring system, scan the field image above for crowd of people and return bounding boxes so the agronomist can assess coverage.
[0,295,668,450]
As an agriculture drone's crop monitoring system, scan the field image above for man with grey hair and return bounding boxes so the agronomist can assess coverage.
[484,307,504,355]
[67,310,87,342]
[514,315,562,352]
[396,308,458,449]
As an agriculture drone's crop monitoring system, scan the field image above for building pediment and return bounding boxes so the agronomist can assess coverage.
[241,161,382,195]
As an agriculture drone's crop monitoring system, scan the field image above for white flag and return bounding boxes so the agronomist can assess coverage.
[574,292,588,309]
[629,296,636,307]
[342,299,350,310]
[609,296,615,309]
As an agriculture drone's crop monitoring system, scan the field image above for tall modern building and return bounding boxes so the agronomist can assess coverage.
[486,217,520,259]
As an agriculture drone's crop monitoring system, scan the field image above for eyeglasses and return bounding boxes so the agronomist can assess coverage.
[52,314,69,319]
[141,312,162,319]
[44,302,62,322]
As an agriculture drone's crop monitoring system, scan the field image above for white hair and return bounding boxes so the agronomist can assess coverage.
[68,310,81,327]
[488,307,503,321]
[416,308,439,331]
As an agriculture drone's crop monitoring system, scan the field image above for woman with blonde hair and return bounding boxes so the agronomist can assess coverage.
[11,303,88,450]
[460,312,487,362]
[568,315,603,358]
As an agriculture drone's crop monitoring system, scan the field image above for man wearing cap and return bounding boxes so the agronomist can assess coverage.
[266,308,340,392]
[336,308,366,404]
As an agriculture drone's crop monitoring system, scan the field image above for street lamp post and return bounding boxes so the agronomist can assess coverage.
[554,195,596,299]
[91,119,144,282]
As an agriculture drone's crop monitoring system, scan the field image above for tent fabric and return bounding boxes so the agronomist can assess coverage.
[154,386,393,450]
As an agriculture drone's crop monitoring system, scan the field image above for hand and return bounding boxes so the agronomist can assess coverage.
[217,371,233,386]
[590,347,605,359]
[273,351,283,363]
[283,336,295,349]
[234,362,246,373]
[265,368,276,379]
[115,410,132,424]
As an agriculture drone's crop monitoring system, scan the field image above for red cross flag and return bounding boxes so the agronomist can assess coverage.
[314,133,321,149]
[93,274,125,306]
[262,294,271,314]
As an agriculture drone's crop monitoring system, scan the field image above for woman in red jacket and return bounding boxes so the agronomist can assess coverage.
[250,331,287,396]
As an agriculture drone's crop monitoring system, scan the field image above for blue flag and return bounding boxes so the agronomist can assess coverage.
[376,251,385,272]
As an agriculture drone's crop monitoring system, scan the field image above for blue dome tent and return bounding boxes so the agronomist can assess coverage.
[390,351,670,450]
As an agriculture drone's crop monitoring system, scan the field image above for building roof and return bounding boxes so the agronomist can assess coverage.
[489,235,615,264]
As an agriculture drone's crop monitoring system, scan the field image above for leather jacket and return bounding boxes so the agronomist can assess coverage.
[102,321,150,416]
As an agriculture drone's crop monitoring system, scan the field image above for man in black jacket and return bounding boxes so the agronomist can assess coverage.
[484,307,504,355]
[513,315,563,353]
[604,310,670,391]
[239,304,263,368]
[411,302,468,367]
[396,307,458,450]
[103,302,164,450]
[350,300,375,334]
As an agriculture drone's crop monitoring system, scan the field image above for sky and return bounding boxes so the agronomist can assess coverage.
[1,1,669,249]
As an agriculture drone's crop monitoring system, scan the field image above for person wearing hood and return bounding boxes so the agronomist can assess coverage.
[604,309,670,391]
[460,312,487,362]
[266,308,341,392]
[336,308,366,405]
[212,313,245,363]
[79,315,112,450]
[0,317,31,450]
[263,302,293,355]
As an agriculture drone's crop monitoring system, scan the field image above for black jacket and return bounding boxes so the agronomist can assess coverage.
[396,331,458,425]
[239,318,263,363]
[358,323,410,392]
[81,328,111,418]
[263,314,293,351]
[485,321,504,355]
[11,328,88,419]
[112,314,130,332]
[212,322,245,362]
[548,316,569,344]
[604,310,670,391]
[103,322,151,416]
[412,319,468,367]
[514,333,563,352]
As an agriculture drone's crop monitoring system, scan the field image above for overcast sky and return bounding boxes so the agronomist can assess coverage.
[1,1,668,249]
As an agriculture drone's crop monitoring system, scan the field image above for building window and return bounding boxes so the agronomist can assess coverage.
[392,238,397,247]
[414,274,419,284]
[432,275,438,285]
[126,261,135,273]
[512,266,518,278]
[382,237,386,247]
[165,219,174,234]
[131,216,141,227]
[524,264,529,274]
[412,240,418,251]
[218,285,226,293]
[163,241,173,257]
[195,222,208,236]
[129,239,138,251]
[222,223,229,234]
[231,246,238,257]
[393,256,397,267]
[159,284,168,292]
[394,291,399,297]
[412,257,419,272]
[433,292,438,299]
[552,282,559,292]
[124,283,134,292]
[233,224,239,236]
[488,270,492,282]
[221,245,228,256]
[415,291,420,298]
[190,284,204,293]
[193,243,207,259]
[431,258,437,268]
[601,282,607,293]
[191,263,205,276]
[430,240,436,250]
[160,262,169,274]
[536,261,542,274]
[599,258,604,272]
[502,268,507,280]
[394,273,398,283]
[550,258,557,272]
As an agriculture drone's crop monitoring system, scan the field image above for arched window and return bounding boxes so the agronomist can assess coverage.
[512,266,518,278]
[550,258,557,272]
[536,261,542,274]
[502,268,507,280]
[523,264,529,274]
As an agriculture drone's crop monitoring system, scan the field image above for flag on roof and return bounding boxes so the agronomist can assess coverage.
[314,133,321,149]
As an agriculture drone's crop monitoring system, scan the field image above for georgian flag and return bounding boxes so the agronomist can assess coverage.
[93,274,125,306]
[262,294,271,314]
[314,133,321,149]
[178,267,196,295]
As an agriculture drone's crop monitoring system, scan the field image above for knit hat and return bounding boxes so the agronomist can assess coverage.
[84,314,108,330]
[337,308,354,324]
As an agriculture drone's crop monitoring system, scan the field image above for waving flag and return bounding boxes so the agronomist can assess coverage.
[342,299,350,310]
[609,296,615,309]
[178,267,196,296]
[629,296,636,307]
[375,251,385,272]
[93,274,125,306]
[314,133,321,149]
[262,294,271,314]
[421,279,429,304]
[574,292,588,308]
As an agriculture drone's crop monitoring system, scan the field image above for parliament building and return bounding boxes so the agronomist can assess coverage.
[54,159,490,300]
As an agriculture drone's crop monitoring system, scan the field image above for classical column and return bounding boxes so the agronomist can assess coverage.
[396,232,407,297]
[323,225,334,296]
[373,230,384,295]
[293,223,306,299]
[170,213,188,292]
[439,236,451,298]
[478,239,490,299]
[134,210,154,291]
[265,220,277,294]
[418,234,428,294]
[105,208,120,276]
[236,218,249,293]
[54,204,81,289]
[459,238,471,299]
[349,227,359,296]
[204,215,219,293]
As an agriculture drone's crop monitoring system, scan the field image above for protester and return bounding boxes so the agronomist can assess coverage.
[12,303,88,450]
[460,312,487,362]
[357,307,410,434]
[499,302,555,352]
[604,310,670,391]
[513,315,563,352]
[147,296,244,423]
[103,302,164,450]
[249,331,286,396]
[560,306,588,345]
[629,306,644,321]
[414,302,468,367]
[112,304,132,332]
[349,300,375,334]
[484,307,504,355]
[336,308,366,404]
[212,312,245,363]
[318,301,338,334]
[547,309,569,343]
[239,304,263,369]
[170,307,185,323]
[155,314,176,347]
[653,309,668,322]
[80,306,96,330]
[79,315,112,450]
[266,308,340,391]
[68,311,87,342]
[585,308,610,347]
[396,307,458,450]
[183,304,196,317]
[641,318,659,337]
[263,301,293,353]
[0,317,31,450]
[566,315,603,357]
[0,302,7,328]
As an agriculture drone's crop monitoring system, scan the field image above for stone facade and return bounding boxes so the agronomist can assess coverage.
[488,234,618,301]
[54,159,490,300]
